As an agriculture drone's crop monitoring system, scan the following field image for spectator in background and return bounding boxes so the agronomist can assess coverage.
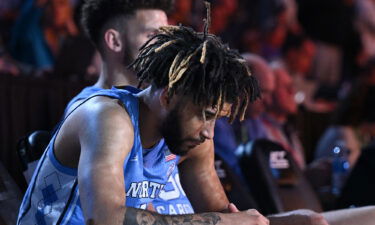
[315,57,375,168]
[276,34,316,79]
[271,33,335,113]
[213,53,331,225]
[261,66,306,168]
[214,53,304,172]
[210,0,238,34]
[214,54,305,172]
[8,0,78,75]
[298,0,361,85]
[9,0,53,73]
[43,0,78,56]
[309,69,375,206]
[259,21,287,62]
[278,0,301,34]
[355,0,375,64]
[213,53,375,224]
[257,1,290,62]
[226,0,299,60]
[238,54,276,142]
[258,0,300,36]
[214,53,275,176]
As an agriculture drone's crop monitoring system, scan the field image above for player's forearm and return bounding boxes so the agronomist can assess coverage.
[123,207,222,225]
[322,206,375,225]
[267,209,329,225]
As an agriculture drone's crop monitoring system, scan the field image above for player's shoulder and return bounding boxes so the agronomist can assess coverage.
[76,95,133,131]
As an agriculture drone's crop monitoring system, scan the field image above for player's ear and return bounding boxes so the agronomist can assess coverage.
[159,87,170,109]
[104,29,123,52]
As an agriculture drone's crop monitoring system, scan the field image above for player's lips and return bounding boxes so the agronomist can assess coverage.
[187,139,204,147]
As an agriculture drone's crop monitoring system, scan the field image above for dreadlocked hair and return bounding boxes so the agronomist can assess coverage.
[130,24,261,122]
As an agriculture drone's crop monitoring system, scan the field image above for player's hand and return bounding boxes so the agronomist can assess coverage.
[268,209,329,225]
[221,209,269,225]
[220,203,240,213]
[228,203,240,213]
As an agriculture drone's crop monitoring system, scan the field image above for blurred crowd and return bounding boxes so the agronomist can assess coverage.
[0,0,96,79]
[1,0,375,210]
[1,0,375,100]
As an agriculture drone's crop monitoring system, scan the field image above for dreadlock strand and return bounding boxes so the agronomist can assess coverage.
[168,46,202,88]
[200,40,208,64]
[203,1,211,38]
[169,66,188,89]
[179,64,201,96]
[229,97,241,123]
[138,53,166,86]
[241,60,253,79]
[154,40,177,53]
[138,34,163,52]
[215,88,223,118]
[236,58,246,64]
[200,57,207,95]
[238,93,249,121]
[221,88,227,116]
[159,25,183,35]
[248,76,261,102]
[215,52,225,81]
[168,51,184,81]
[168,50,198,87]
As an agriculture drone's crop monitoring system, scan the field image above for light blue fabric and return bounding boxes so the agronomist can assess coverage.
[18,88,183,224]
[65,86,194,215]
[18,87,194,224]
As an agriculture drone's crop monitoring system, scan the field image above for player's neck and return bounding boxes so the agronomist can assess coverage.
[94,62,138,89]
[137,88,163,149]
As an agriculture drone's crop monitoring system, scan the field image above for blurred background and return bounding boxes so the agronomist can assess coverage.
[1,0,375,221]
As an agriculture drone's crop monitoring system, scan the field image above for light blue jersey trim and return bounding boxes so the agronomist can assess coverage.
[47,146,77,176]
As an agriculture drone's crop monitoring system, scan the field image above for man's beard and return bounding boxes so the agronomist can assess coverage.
[160,105,187,156]
[161,103,206,156]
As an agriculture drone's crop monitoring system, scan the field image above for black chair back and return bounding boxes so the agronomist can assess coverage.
[214,153,258,210]
[17,130,51,172]
[238,139,322,215]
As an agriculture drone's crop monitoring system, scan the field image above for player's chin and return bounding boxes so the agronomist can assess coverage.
[182,142,203,154]
[172,144,196,156]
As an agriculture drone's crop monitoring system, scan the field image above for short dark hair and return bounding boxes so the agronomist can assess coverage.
[130,25,261,122]
[81,0,173,49]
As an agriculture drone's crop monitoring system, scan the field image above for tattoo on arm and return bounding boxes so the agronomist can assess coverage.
[124,207,221,225]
